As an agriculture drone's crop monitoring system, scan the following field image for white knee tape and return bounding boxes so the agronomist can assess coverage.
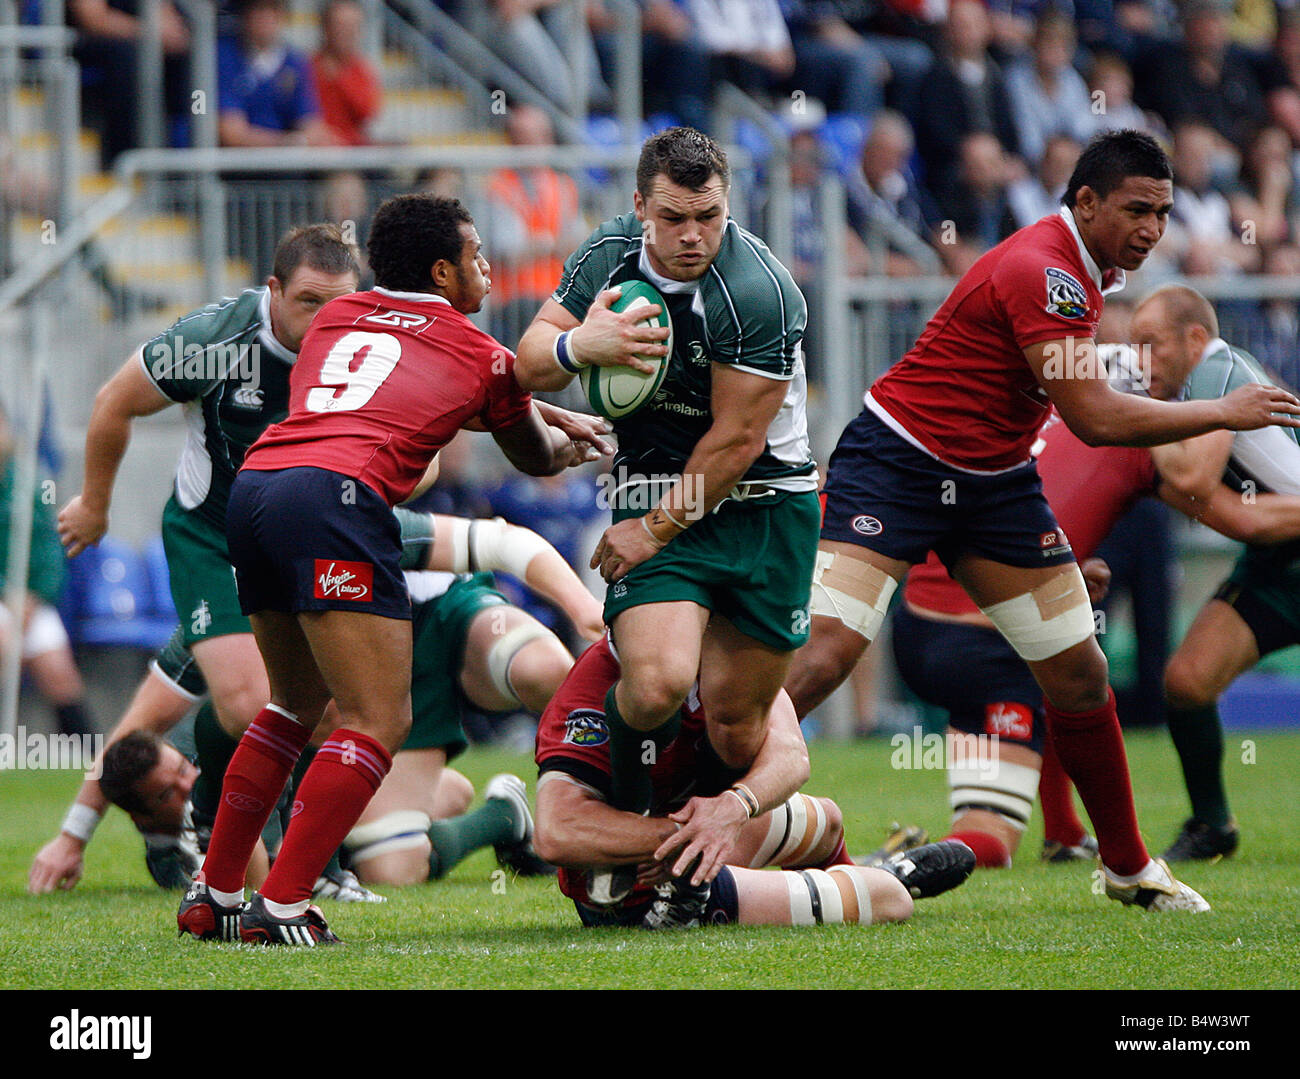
[787,868,845,926]
[486,622,558,705]
[22,604,70,659]
[344,811,431,863]
[752,793,827,867]
[809,550,897,641]
[448,516,551,580]
[949,759,1040,831]
[827,865,873,926]
[978,564,1095,662]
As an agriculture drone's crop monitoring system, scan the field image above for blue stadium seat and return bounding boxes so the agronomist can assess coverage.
[819,113,868,177]
[61,536,174,651]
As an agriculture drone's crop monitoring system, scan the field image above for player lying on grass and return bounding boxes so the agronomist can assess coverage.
[880,340,1300,870]
[532,635,975,929]
[1132,285,1300,862]
[29,509,604,894]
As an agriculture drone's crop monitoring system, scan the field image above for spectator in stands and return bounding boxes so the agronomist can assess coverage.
[67,0,192,166]
[1134,0,1268,151]
[985,0,1060,60]
[1227,124,1298,253]
[467,0,611,114]
[935,131,1018,271]
[781,1,934,119]
[1164,120,1260,275]
[1004,7,1095,165]
[912,0,1022,207]
[1007,131,1080,227]
[637,0,714,132]
[1242,243,1300,389]
[844,109,940,276]
[0,407,96,738]
[217,0,331,149]
[483,104,586,346]
[1260,10,1300,150]
[310,0,383,148]
[684,0,796,102]
[1086,50,1160,136]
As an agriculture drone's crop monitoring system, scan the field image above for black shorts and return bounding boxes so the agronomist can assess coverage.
[820,408,1076,571]
[891,604,1044,753]
[226,466,411,620]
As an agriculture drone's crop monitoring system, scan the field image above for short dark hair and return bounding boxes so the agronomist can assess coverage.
[636,127,729,199]
[99,732,163,815]
[271,223,361,287]
[366,193,475,292]
[1064,129,1172,208]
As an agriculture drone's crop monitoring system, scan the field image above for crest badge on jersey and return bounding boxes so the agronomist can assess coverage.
[1044,267,1088,320]
[563,709,609,747]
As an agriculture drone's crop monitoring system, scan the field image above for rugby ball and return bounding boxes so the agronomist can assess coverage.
[579,280,673,419]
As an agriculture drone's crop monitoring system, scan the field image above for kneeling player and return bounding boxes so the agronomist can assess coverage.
[534,636,974,929]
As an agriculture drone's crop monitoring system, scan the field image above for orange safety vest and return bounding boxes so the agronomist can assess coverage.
[486,167,579,304]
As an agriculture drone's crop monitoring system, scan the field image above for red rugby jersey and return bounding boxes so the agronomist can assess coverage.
[535,635,709,908]
[243,287,532,505]
[869,210,1123,472]
[904,410,1158,615]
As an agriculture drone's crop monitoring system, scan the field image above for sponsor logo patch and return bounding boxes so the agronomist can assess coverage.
[1039,528,1072,557]
[985,701,1035,741]
[314,559,373,601]
[563,709,609,747]
[1045,267,1088,320]
[851,514,883,536]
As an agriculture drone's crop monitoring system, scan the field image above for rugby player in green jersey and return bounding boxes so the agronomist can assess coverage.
[1132,285,1300,861]
[515,127,819,901]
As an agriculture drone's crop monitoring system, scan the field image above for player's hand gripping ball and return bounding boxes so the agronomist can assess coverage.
[580,281,673,419]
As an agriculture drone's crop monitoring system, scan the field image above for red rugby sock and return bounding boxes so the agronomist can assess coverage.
[945,829,1011,868]
[1045,688,1148,876]
[1038,727,1086,846]
[259,729,392,906]
[816,835,856,868]
[201,705,311,895]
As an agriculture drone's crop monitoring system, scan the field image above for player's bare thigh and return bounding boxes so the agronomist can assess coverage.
[350,747,447,885]
[189,632,271,738]
[609,600,710,728]
[459,604,572,714]
[785,539,911,718]
[247,612,332,729]
[1164,599,1261,710]
[698,613,792,768]
[296,608,414,751]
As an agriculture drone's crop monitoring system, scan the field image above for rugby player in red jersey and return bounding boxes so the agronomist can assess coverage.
[888,377,1300,871]
[533,635,974,929]
[178,194,609,944]
[784,130,1300,912]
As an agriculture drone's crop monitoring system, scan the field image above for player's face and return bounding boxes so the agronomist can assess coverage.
[1130,299,1194,400]
[634,174,728,282]
[130,745,198,834]
[439,224,491,314]
[269,265,359,351]
[1077,176,1173,272]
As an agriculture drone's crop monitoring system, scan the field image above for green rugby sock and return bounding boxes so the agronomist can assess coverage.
[427,800,517,880]
[1167,703,1231,828]
[190,701,240,822]
[605,683,681,814]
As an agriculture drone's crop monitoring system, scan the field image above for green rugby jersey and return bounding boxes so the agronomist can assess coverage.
[1182,337,1300,497]
[554,213,818,494]
[138,288,297,531]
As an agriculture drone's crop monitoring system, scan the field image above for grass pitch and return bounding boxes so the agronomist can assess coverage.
[1,730,1297,991]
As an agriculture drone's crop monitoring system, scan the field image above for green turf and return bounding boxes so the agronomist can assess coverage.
[2,731,1297,990]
